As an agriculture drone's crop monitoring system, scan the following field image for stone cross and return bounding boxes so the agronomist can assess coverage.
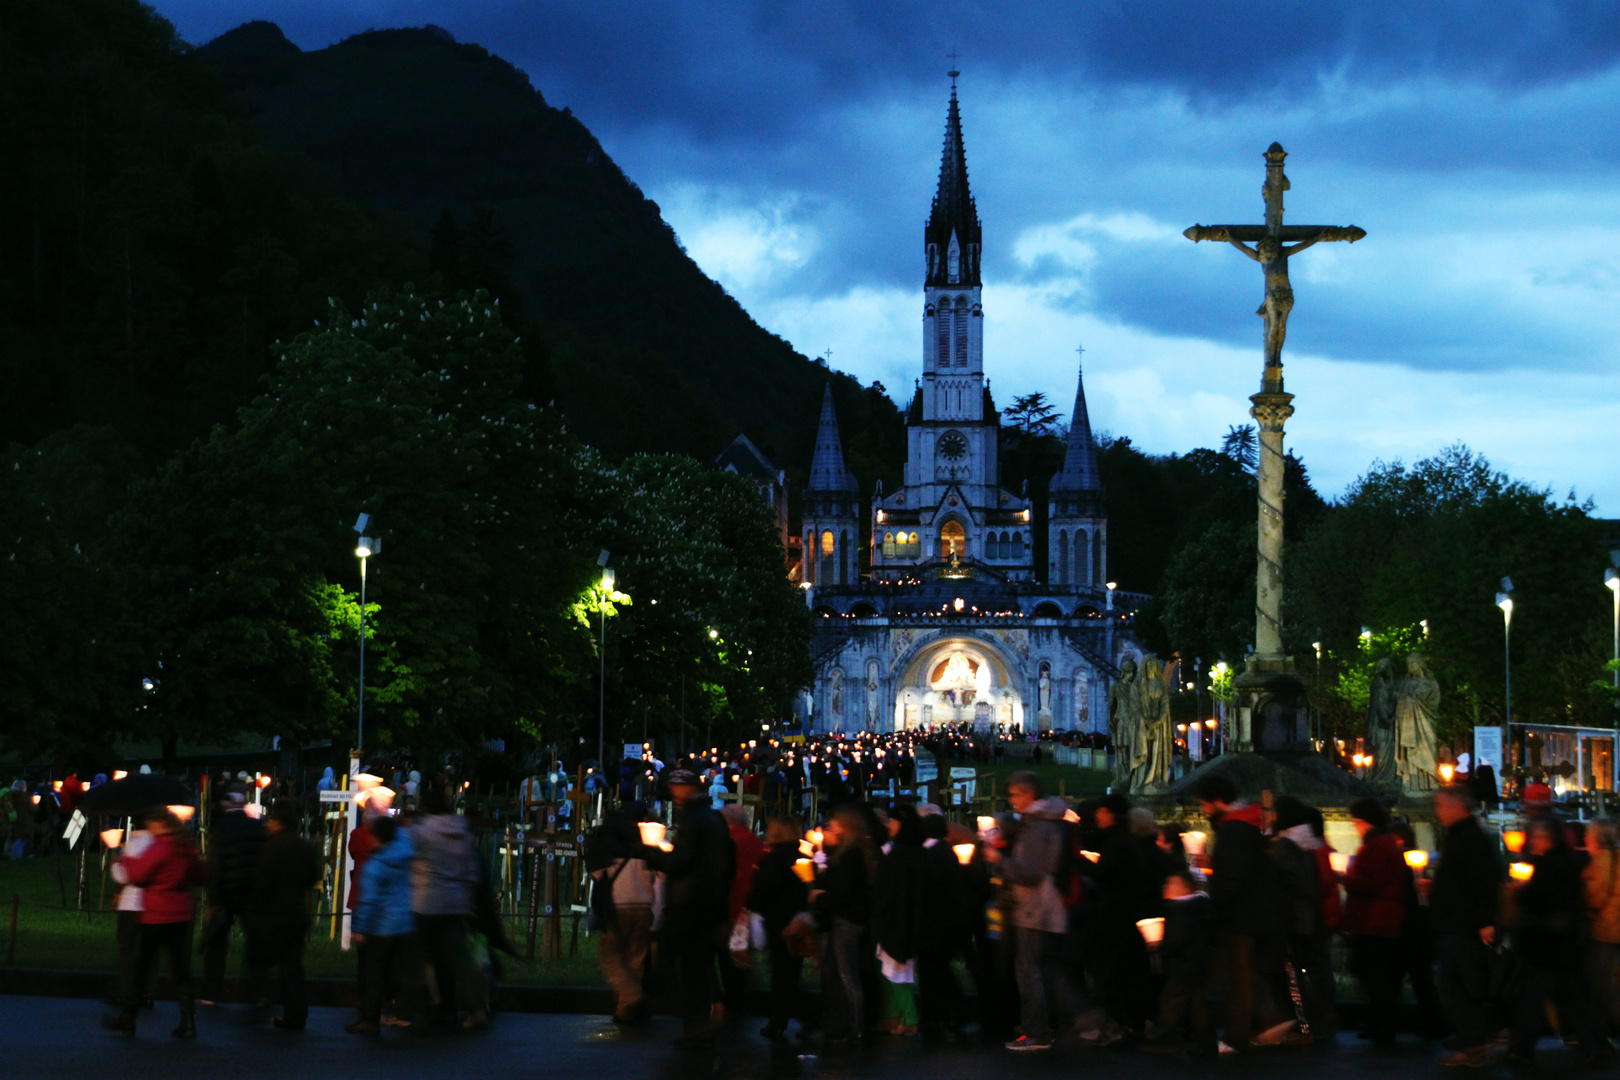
[1185,143,1364,668]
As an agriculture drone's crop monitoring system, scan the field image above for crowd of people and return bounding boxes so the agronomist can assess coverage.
[581,768,1620,1066]
[64,733,1620,1067]
[99,778,503,1038]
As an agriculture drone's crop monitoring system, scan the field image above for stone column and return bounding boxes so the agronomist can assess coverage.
[1249,391,1294,664]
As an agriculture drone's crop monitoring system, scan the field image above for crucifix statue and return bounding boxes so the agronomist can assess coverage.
[1185,143,1364,684]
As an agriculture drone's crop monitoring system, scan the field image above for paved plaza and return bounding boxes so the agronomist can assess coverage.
[0,995,1598,1080]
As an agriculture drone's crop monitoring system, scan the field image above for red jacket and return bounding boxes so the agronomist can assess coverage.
[1314,845,1343,931]
[347,822,379,910]
[1341,830,1407,938]
[727,822,766,921]
[120,832,208,925]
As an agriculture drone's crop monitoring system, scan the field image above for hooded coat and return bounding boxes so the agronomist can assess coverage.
[1001,797,1071,934]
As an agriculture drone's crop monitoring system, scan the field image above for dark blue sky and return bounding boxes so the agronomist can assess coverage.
[160,1,1620,509]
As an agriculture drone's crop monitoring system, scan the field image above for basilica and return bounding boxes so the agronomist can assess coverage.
[786,80,1141,736]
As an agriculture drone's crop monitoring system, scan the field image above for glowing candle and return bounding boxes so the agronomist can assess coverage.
[1509,862,1534,882]
[637,822,666,847]
[168,804,195,824]
[1136,917,1165,946]
[793,858,816,883]
[1403,849,1429,871]
[1503,830,1526,854]
[100,828,123,849]
[1329,852,1351,875]
[952,843,976,866]
[1181,831,1207,857]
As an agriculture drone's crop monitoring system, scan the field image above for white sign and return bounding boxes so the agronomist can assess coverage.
[319,789,356,802]
[913,752,938,785]
[624,743,647,762]
[63,809,86,848]
[1474,727,1504,785]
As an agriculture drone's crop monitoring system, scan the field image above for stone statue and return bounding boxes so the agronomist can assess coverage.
[865,659,880,732]
[830,668,844,728]
[1367,658,1398,786]
[1394,652,1441,793]
[1131,656,1175,794]
[1108,658,1138,792]
[1038,662,1052,713]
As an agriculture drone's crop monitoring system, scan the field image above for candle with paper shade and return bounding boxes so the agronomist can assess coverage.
[792,858,816,883]
[1509,862,1534,882]
[1503,829,1526,854]
[1329,852,1351,875]
[1439,764,1455,783]
[112,770,128,781]
[100,828,123,849]
[1136,917,1166,947]
[953,843,976,866]
[637,822,667,847]
[167,804,195,824]
[31,794,40,805]
[1080,850,1101,863]
[1403,849,1429,871]
[1181,831,1207,857]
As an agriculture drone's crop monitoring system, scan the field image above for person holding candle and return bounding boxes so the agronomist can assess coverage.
[809,805,877,1047]
[746,816,812,1042]
[1503,818,1613,1068]
[1428,785,1506,1067]
[587,807,660,1027]
[346,814,421,1035]
[1582,819,1620,1037]
[101,807,207,1038]
[1191,774,1292,1051]
[199,782,266,1005]
[1341,799,1409,1045]
[1142,870,1216,1056]
[642,768,736,1050]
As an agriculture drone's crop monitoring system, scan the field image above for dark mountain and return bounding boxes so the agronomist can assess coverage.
[195,21,904,487]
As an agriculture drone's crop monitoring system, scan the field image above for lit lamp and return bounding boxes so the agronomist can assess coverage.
[952,843,976,866]
[1503,828,1526,854]
[112,770,128,781]
[1439,764,1455,783]
[353,520,382,755]
[637,822,667,847]
[1181,831,1207,857]
[1329,852,1351,875]
[793,858,816,883]
[100,828,123,849]
[1497,579,1515,736]
[1509,862,1534,882]
[1403,849,1429,871]
[31,794,40,805]
[168,804,195,824]
[1136,917,1166,947]
[1080,850,1101,863]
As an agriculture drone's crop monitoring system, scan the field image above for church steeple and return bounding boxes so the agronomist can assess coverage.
[925,75,981,288]
[808,384,857,492]
[1050,361,1102,493]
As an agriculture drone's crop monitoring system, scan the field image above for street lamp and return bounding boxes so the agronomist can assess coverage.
[1605,551,1619,694]
[1106,581,1117,612]
[597,550,613,782]
[353,515,381,753]
[1497,577,1514,767]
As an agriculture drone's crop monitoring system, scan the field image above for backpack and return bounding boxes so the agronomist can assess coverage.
[1053,820,1085,907]
[587,858,630,934]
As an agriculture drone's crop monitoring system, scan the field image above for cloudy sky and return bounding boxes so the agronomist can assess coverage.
[160,1,1620,512]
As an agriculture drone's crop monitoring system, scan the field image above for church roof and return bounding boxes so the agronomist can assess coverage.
[715,433,781,483]
[925,80,981,287]
[807,384,858,493]
[1050,363,1103,492]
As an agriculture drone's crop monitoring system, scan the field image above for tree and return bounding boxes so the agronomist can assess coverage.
[1221,425,1258,473]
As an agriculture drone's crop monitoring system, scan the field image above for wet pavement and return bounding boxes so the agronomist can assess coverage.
[0,995,1598,1079]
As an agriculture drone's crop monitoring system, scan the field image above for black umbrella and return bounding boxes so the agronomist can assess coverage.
[77,774,193,815]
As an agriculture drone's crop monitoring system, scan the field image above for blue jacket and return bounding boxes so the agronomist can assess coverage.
[353,830,416,937]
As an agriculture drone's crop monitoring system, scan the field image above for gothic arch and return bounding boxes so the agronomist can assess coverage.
[888,631,1028,732]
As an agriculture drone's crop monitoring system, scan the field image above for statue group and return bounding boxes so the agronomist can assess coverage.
[1367,652,1441,794]
[1108,655,1178,794]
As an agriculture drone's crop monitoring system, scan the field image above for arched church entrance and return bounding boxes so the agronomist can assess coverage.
[891,634,1026,733]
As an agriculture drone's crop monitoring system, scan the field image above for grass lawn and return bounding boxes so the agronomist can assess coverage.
[0,855,606,985]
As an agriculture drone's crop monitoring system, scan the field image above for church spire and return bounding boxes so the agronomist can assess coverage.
[1051,361,1102,492]
[925,75,981,287]
[808,384,857,492]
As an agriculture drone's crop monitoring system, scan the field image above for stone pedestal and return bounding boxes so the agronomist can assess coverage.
[1233,661,1311,753]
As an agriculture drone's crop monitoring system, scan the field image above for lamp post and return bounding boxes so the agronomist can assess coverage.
[353,516,381,753]
[597,552,614,787]
[1497,577,1514,777]
[1311,639,1323,752]
[1605,553,1619,693]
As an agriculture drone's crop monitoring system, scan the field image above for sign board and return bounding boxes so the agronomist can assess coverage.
[624,743,647,762]
[950,767,977,801]
[319,789,356,802]
[63,809,86,848]
[1474,726,1505,787]
[913,751,938,785]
